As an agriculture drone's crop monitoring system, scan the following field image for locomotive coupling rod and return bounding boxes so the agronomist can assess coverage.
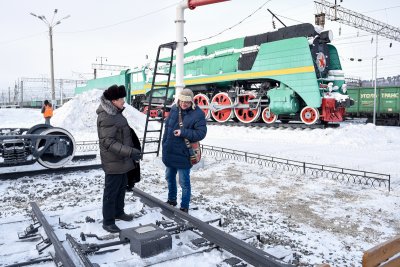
[131,188,293,267]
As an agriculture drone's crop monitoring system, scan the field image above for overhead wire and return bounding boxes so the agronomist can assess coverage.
[60,1,180,34]
[0,31,47,46]
[0,1,179,45]
[189,0,273,44]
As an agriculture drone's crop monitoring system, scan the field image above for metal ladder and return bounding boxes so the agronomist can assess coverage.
[141,41,177,156]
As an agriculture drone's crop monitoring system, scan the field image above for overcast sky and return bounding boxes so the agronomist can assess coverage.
[1,0,399,94]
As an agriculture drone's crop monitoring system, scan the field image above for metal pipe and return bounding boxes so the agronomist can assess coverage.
[175,1,188,100]
[174,0,230,101]
[188,0,229,10]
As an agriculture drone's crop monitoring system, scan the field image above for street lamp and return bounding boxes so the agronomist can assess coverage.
[350,56,383,124]
[30,9,70,106]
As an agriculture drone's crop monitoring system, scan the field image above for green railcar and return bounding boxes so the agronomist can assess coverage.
[346,87,400,126]
[74,70,131,103]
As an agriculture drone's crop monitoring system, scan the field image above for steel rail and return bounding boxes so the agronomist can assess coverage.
[206,121,340,129]
[0,163,101,180]
[30,202,76,267]
[131,187,293,267]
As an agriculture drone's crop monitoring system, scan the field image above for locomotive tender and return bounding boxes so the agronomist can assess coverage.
[76,23,353,125]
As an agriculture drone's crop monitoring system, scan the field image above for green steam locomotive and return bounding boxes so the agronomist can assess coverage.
[76,23,353,125]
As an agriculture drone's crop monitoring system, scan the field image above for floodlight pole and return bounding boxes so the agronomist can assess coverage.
[175,0,229,100]
[373,32,378,125]
[49,26,55,103]
[30,10,70,106]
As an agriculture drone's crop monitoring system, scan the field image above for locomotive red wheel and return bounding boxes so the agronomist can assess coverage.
[211,92,233,123]
[233,92,261,123]
[193,93,210,119]
[300,106,319,125]
[261,107,277,124]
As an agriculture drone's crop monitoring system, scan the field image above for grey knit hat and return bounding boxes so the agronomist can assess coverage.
[178,88,195,109]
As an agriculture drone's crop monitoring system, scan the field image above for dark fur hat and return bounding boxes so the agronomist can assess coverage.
[103,84,127,101]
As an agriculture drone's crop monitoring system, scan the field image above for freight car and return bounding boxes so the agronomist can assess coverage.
[346,86,400,126]
[76,23,353,125]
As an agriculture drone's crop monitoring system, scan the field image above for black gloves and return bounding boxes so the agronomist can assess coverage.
[130,148,142,161]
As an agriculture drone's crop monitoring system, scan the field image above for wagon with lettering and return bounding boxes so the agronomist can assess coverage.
[346,87,400,126]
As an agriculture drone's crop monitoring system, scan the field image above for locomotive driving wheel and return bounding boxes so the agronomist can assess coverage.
[233,92,261,123]
[261,107,277,124]
[300,106,319,125]
[193,93,210,119]
[211,92,233,123]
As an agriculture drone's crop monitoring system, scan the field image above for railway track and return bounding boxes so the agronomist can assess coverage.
[0,154,100,180]
[8,193,293,267]
[207,120,340,129]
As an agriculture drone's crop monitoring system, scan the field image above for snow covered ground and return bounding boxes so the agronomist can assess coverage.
[0,90,399,266]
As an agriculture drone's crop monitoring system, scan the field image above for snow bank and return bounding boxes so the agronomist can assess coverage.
[51,89,149,140]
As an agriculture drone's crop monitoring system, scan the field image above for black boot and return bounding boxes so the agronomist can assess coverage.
[180,208,189,213]
[102,224,120,233]
[115,213,134,221]
[166,200,177,206]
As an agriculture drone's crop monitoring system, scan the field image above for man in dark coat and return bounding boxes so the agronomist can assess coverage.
[162,88,207,213]
[96,84,142,233]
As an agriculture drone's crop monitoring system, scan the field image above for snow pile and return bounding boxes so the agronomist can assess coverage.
[52,90,103,138]
[51,89,149,140]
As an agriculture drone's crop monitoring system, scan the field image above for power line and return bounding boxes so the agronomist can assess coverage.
[60,1,179,34]
[1,2,179,45]
[362,5,400,14]
[0,31,46,46]
[189,0,272,44]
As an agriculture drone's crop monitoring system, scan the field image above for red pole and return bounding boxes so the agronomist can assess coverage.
[188,0,230,10]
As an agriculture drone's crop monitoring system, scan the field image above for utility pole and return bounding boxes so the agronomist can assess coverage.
[373,33,378,125]
[14,83,18,105]
[30,9,70,106]
[20,80,24,107]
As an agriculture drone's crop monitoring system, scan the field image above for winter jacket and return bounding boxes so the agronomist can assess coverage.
[96,95,136,174]
[162,104,207,169]
[41,104,53,118]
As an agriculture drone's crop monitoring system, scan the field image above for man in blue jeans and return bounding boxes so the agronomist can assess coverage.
[162,88,207,213]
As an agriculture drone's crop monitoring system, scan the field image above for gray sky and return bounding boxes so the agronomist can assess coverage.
[1,0,399,94]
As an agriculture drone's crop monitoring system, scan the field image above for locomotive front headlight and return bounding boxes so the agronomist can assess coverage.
[341,84,347,93]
